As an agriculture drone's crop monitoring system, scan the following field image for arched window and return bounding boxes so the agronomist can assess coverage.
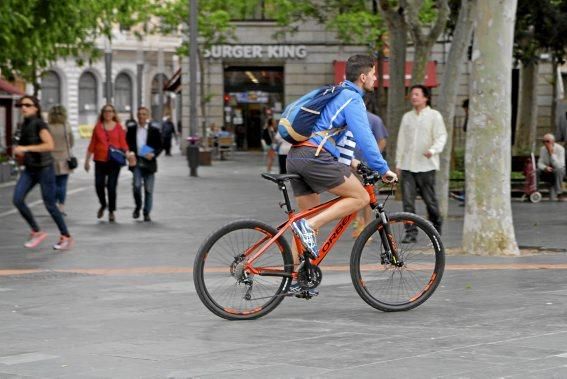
[78,72,98,125]
[41,71,61,111]
[114,73,133,113]
[151,73,168,120]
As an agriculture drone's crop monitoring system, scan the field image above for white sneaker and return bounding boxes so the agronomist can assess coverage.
[24,231,48,248]
[53,236,74,251]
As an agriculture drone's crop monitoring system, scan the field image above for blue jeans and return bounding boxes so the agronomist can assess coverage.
[132,166,155,215]
[13,165,70,236]
[55,174,69,204]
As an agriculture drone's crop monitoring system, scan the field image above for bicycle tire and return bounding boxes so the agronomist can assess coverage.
[350,212,445,312]
[194,219,294,320]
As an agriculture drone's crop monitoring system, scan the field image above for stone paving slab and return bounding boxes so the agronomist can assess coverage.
[1,142,566,377]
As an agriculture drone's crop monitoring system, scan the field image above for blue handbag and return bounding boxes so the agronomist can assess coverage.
[108,145,126,166]
[103,127,127,166]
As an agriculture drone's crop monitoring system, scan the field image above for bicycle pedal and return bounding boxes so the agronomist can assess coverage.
[294,289,319,299]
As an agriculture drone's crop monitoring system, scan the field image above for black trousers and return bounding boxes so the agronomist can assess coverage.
[94,161,121,212]
[401,170,442,235]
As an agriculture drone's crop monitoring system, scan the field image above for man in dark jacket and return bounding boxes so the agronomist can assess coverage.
[126,107,162,222]
[161,116,177,156]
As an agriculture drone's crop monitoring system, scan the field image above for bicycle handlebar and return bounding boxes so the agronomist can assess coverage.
[356,162,382,185]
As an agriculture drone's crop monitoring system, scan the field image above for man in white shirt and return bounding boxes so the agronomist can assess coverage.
[396,84,447,242]
[537,133,565,201]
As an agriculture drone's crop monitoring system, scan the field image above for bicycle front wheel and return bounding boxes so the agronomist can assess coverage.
[350,212,445,312]
[194,219,293,320]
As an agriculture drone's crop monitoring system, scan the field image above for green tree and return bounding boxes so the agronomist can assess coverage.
[0,0,150,94]
[463,0,519,256]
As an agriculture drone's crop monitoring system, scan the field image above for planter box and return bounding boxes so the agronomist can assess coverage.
[199,150,212,166]
[0,163,11,183]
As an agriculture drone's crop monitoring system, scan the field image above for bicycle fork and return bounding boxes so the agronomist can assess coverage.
[375,206,403,267]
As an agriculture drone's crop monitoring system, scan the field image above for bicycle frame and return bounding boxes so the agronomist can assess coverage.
[243,182,388,277]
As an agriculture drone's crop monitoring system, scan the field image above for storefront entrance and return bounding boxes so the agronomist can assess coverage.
[223,66,283,150]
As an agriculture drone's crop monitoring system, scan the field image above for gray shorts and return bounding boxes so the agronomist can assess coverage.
[286,146,352,196]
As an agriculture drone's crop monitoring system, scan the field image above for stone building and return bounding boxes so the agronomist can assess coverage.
[38,31,181,135]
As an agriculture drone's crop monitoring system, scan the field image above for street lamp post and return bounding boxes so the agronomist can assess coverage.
[104,38,113,105]
[137,48,144,110]
[186,0,199,177]
[157,48,165,123]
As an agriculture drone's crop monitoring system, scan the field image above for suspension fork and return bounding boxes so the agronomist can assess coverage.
[375,206,402,266]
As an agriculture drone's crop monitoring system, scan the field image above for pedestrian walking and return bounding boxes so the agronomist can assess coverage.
[84,104,129,223]
[161,116,177,156]
[396,84,447,242]
[262,118,276,173]
[273,129,292,174]
[12,95,74,250]
[126,107,162,222]
[352,109,388,238]
[48,105,75,215]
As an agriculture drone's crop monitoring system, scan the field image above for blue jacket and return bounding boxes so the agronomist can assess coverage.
[308,80,389,175]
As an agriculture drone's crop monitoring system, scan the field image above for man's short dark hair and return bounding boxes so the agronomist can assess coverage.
[345,55,375,82]
[410,84,432,106]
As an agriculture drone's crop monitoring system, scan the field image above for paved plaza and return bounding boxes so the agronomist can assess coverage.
[0,141,566,378]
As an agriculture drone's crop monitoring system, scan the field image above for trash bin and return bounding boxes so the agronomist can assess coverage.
[186,136,201,177]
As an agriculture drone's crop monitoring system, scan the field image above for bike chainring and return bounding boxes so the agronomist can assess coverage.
[297,265,323,289]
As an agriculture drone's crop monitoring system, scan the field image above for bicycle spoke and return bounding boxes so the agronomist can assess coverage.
[351,212,444,311]
[195,221,292,319]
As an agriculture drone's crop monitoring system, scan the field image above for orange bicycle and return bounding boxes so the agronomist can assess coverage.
[194,164,445,320]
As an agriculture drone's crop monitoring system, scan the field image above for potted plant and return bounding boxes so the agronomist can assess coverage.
[0,154,12,183]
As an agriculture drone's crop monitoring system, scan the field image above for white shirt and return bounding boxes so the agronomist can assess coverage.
[538,143,565,171]
[396,106,447,172]
[136,122,148,155]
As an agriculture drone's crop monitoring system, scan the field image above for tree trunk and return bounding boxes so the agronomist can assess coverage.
[436,0,477,219]
[378,0,408,167]
[411,43,431,86]
[406,0,450,85]
[463,0,519,256]
[513,62,539,154]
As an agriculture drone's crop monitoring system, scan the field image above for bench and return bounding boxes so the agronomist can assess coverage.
[217,136,235,160]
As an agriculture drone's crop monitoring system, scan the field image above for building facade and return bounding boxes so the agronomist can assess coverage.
[38,31,182,135]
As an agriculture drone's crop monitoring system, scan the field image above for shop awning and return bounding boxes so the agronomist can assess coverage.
[164,68,181,93]
[333,60,438,88]
[0,78,24,96]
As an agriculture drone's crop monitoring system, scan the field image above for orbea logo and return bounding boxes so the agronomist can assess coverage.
[321,215,353,254]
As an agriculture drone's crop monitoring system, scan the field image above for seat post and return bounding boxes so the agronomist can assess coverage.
[278,181,294,213]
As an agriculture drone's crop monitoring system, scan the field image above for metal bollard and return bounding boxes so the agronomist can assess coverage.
[186,136,200,177]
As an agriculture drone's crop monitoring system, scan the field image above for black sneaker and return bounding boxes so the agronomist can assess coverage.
[143,213,151,222]
[132,209,140,219]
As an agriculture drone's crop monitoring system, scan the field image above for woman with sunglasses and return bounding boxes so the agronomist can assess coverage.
[12,95,74,250]
[84,104,129,222]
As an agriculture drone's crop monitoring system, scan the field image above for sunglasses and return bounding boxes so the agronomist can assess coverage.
[17,103,35,108]
[543,140,553,143]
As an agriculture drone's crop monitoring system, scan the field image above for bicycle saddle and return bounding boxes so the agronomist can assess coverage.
[261,173,300,183]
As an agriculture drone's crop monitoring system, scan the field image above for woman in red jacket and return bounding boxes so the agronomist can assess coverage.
[84,104,129,222]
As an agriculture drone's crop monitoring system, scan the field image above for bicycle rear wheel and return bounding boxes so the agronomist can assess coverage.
[194,219,293,320]
[350,212,445,312]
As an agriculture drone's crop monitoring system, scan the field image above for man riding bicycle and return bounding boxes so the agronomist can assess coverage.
[288,54,398,260]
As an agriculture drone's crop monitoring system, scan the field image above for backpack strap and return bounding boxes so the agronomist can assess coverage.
[313,95,355,156]
[313,127,346,156]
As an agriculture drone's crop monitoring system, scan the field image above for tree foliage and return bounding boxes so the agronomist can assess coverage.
[0,0,150,93]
